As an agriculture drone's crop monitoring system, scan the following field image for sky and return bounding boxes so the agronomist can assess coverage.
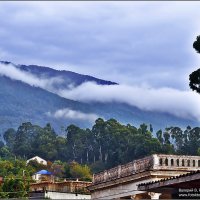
[1,1,200,122]
[0,1,200,88]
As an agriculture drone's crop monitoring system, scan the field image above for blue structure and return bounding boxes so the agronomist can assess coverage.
[35,170,52,175]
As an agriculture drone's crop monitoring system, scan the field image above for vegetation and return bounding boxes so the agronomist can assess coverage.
[189,35,200,93]
[1,119,200,172]
[0,158,32,198]
[0,119,200,197]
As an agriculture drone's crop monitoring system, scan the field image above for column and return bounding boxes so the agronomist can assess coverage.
[148,192,161,199]
[195,159,198,167]
[168,158,171,167]
[104,170,108,181]
[118,165,121,178]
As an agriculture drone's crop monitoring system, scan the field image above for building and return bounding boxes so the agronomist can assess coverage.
[88,154,200,199]
[32,169,54,182]
[29,180,92,199]
[138,170,200,199]
[26,156,47,166]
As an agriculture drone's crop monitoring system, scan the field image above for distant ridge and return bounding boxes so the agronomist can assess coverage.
[0,61,198,133]
[0,61,117,87]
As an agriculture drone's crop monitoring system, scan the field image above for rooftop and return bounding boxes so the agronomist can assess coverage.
[35,170,52,175]
[93,154,200,185]
[138,170,200,193]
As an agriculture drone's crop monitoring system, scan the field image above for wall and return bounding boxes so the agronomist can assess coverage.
[45,191,91,199]
[91,177,160,199]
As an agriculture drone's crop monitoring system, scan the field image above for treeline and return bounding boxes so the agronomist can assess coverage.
[1,119,200,172]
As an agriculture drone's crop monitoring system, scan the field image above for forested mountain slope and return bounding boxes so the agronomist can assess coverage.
[0,61,198,133]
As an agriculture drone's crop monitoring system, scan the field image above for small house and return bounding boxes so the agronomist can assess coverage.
[26,156,47,166]
[32,169,53,182]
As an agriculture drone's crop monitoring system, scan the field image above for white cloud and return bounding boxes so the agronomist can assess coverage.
[0,63,100,123]
[0,63,63,91]
[57,82,200,121]
[46,108,99,123]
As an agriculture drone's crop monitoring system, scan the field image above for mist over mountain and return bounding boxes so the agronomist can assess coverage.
[0,61,198,134]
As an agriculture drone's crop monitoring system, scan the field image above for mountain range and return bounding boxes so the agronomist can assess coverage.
[0,61,198,135]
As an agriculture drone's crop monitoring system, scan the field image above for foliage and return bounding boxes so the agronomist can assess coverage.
[0,159,33,198]
[189,36,200,93]
[1,178,28,198]
[0,159,34,178]
[193,36,200,53]
[70,162,92,181]
[1,119,200,174]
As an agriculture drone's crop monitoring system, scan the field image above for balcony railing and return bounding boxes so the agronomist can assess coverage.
[93,155,153,184]
[93,154,200,184]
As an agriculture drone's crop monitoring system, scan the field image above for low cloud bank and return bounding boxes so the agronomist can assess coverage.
[0,63,63,91]
[1,63,200,121]
[46,108,99,122]
[58,82,200,121]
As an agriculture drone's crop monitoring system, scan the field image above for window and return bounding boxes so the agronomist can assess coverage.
[193,160,195,167]
[182,159,185,166]
[171,159,174,166]
[177,159,179,166]
[187,160,190,167]
[159,158,163,166]
[165,158,168,166]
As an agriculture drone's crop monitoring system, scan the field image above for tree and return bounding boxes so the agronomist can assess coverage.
[66,124,88,162]
[33,123,58,160]
[12,122,38,158]
[156,130,163,144]
[193,36,200,53]
[187,127,200,155]
[1,178,28,198]
[189,36,200,93]
[51,160,65,178]
[169,127,183,152]
[0,146,13,159]
[3,128,16,151]
[70,162,92,181]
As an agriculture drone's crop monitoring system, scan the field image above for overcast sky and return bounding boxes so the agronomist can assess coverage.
[1,1,200,90]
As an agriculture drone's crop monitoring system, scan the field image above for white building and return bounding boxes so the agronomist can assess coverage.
[32,169,53,182]
[26,156,47,166]
[45,191,91,199]
[88,154,200,199]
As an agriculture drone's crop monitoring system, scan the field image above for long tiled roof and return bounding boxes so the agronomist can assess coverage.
[138,170,200,187]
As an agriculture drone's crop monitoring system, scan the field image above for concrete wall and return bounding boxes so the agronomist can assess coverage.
[45,191,91,199]
[91,177,160,199]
